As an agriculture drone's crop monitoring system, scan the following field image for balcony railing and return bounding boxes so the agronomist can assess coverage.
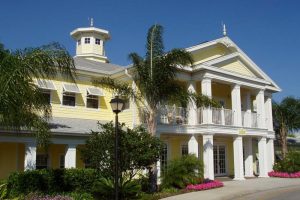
[139,106,260,128]
[158,105,188,125]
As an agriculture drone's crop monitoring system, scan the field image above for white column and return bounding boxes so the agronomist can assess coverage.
[267,138,275,172]
[203,134,214,180]
[188,81,197,125]
[256,90,266,129]
[231,84,242,126]
[188,135,198,157]
[265,94,273,131]
[245,92,252,127]
[157,160,161,184]
[24,142,37,170]
[65,144,77,168]
[233,136,245,180]
[258,137,268,177]
[244,137,254,177]
[201,78,212,124]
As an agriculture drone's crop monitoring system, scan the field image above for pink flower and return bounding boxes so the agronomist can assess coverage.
[268,171,300,178]
[186,180,224,191]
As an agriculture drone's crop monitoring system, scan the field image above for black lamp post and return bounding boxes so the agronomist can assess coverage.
[110,96,124,200]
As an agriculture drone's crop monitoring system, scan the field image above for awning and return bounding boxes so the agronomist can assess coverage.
[87,87,104,96]
[36,79,56,90]
[62,83,81,93]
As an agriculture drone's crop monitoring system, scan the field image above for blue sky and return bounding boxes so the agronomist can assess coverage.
[0,0,299,101]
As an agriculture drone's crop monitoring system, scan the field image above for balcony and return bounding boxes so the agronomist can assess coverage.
[139,105,260,129]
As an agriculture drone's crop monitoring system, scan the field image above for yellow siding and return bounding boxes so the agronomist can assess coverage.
[48,144,66,169]
[212,83,232,109]
[192,45,229,65]
[217,59,257,78]
[76,145,85,168]
[0,143,24,179]
[37,75,136,129]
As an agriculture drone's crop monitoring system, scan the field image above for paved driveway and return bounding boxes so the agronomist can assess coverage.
[162,178,300,200]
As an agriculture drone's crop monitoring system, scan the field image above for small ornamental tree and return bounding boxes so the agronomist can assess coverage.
[80,122,164,181]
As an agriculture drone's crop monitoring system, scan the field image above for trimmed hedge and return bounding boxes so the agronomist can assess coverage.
[7,168,102,198]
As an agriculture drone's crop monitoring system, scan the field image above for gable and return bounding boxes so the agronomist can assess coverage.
[192,44,230,65]
[215,58,259,78]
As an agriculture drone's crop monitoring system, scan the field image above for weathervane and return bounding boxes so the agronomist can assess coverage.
[88,17,94,27]
[222,22,227,36]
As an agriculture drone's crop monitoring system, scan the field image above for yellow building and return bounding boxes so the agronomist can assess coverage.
[0,24,281,181]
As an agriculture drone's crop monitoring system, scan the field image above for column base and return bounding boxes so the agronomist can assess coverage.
[244,175,255,178]
[258,175,269,178]
[233,177,245,181]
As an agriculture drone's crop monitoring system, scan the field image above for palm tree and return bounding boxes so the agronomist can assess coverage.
[273,97,300,158]
[95,24,217,191]
[0,42,75,147]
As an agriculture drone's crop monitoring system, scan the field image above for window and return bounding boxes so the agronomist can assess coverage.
[95,38,101,45]
[59,155,65,169]
[77,39,81,45]
[63,92,76,106]
[36,154,48,169]
[41,90,51,104]
[87,95,99,109]
[161,143,168,174]
[84,159,92,168]
[181,144,189,156]
[123,99,130,110]
[84,38,90,44]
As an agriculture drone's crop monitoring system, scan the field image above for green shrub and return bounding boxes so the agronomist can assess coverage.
[273,151,300,173]
[161,154,204,189]
[93,177,141,200]
[0,180,7,199]
[6,168,101,198]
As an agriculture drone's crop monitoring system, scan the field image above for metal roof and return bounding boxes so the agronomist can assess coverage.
[74,57,124,75]
[49,117,108,134]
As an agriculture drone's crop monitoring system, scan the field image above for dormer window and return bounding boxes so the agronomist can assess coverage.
[95,38,101,45]
[84,38,90,44]
[77,39,81,45]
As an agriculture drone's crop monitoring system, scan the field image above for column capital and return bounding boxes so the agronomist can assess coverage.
[231,84,241,90]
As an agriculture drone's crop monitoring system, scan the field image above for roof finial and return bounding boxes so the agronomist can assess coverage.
[222,22,227,36]
[90,18,94,27]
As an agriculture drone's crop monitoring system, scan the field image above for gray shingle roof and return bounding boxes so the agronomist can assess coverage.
[49,117,108,134]
[74,57,124,75]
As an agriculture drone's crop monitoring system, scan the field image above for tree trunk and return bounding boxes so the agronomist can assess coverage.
[280,125,288,158]
[146,108,158,193]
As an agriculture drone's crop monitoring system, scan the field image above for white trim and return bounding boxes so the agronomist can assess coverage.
[186,37,281,91]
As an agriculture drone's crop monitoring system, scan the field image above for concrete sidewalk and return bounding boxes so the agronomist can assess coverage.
[162,178,300,200]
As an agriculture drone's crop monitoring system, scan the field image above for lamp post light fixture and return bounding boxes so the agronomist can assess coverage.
[109,95,124,200]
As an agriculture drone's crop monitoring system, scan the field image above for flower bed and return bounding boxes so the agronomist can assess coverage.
[186,180,224,191]
[268,171,300,178]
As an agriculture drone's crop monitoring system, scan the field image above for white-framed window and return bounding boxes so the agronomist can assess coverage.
[62,92,76,107]
[41,90,51,104]
[181,144,189,156]
[84,38,90,44]
[95,38,101,45]
[59,155,65,169]
[36,154,48,169]
[86,95,99,109]
[123,99,130,110]
[77,39,81,46]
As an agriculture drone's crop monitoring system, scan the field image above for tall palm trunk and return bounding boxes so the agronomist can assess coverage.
[280,124,288,158]
[146,108,158,192]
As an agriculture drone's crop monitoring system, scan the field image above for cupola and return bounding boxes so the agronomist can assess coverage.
[70,19,111,63]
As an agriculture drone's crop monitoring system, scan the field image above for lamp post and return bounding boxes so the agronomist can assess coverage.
[110,96,124,200]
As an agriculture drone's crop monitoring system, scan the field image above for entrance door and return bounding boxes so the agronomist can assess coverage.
[214,145,227,176]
